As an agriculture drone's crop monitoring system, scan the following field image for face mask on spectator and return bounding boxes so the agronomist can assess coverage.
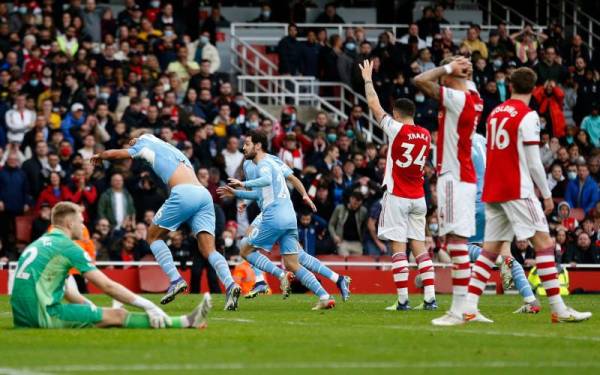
[165,30,174,38]
[30,79,39,86]
[199,36,209,45]
[163,83,171,91]
[19,6,28,14]
[567,171,577,180]
[493,59,503,68]
[415,94,425,103]
[345,42,356,51]
[429,223,439,235]
[224,237,233,247]
[346,129,354,138]
[379,42,387,48]
[496,79,505,84]
[235,99,246,107]
[327,133,337,143]
[360,184,368,195]
[151,1,161,8]
[262,10,271,18]
[248,121,259,130]
[99,92,110,100]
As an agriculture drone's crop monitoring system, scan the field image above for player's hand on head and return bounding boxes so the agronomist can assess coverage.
[227,178,244,188]
[449,57,471,78]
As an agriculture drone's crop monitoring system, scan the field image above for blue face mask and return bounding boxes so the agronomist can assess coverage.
[345,42,356,51]
[327,134,337,143]
[248,121,259,130]
[262,10,271,18]
[29,79,39,86]
[346,129,354,138]
[199,36,209,45]
[19,6,28,14]
[99,92,110,100]
[415,94,425,103]
[165,30,174,38]
[493,59,503,68]
[567,171,577,180]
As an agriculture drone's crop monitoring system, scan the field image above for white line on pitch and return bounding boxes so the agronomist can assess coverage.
[211,317,256,323]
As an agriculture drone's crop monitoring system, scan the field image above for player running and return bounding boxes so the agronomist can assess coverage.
[227,154,351,301]
[464,67,591,324]
[360,59,437,311]
[10,202,211,329]
[224,131,336,310]
[467,133,541,314]
[91,133,241,309]
[414,56,484,325]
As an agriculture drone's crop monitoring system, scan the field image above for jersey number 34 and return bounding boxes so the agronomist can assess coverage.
[395,142,427,170]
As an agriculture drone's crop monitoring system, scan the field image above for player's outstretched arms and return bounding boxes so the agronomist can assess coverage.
[413,56,471,100]
[90,149,131,166]
[287,174,317,212]
[84,269,169,328]
[217,185,260,201]
[359,59,386,124]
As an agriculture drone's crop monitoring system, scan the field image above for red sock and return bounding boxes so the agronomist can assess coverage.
[392,252,409,304]
[466,250,498,307]
[536,247,567,313]
[416,252,435,302]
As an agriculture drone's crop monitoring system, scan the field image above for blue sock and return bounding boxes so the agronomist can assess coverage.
[467,243,482,262]
[246,251,285,279]
[511,259,536,303]
[299,251,339,283]
[150,240,181,282]
[295,266,329,299]
[207,251,234,290]
[251,265,265,283]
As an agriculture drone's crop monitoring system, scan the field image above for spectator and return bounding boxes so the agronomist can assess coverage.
[67,168,98,223]
[61,103,86,145]
[0,153,31,258]
[187,31,221,74]
[277,23,302,75]
[328,192,368,256]
[82,0,103,43]
[565,232,600,264]
[97,173,136,228]
[511,25,546,65]
[536,46,566,84]
[398,23,427,50]
[462,25,488,59]
[32,203,52,241]
[35,172,72,212]
[250,2,274,23]
[300,30,321,78]
[22,141,49,198]
[581,103,600,148]
[548,163,568,199]
[5,94,36,145]
[212,103,235,139]
[533,80,566,138]
[222,136,244,179]
[200,5,229,45]
[315,3,345,24]
[511,239,536,267]
[416,6,440,39]
[298,210,329,256]
[565,163,600,214]
[364,198,389,256]
[278,132,304,171]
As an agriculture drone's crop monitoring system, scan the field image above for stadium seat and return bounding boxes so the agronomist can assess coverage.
[570,208,586,222]
[15,215,34,244]
[139,255,170,293]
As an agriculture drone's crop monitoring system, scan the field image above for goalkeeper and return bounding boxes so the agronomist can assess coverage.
[10,202,210,329]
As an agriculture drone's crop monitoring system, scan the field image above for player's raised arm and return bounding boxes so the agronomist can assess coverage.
[90,137,140,166]
[413,56,471,100]
[359,59,386,124]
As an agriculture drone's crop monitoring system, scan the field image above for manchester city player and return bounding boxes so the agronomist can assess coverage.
[225,131,336,310]
[91,133,242,310]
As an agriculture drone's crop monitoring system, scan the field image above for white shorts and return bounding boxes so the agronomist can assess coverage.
[484,197,549,242]
[378,192,426,242]
[437,174,476,238]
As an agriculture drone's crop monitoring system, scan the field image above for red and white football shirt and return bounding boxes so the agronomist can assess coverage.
[482,99,540,203]
[381,114,431,199]
[437,86,483,183]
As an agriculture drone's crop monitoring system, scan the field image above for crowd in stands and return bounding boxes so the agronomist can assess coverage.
[0,0,599,277]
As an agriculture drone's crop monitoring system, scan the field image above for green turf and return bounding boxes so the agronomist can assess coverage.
[0,293,599,374]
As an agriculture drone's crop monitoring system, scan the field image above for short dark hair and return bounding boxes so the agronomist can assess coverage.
[393,98,416,117]
[510,67,537,94]
[249,131,268,151]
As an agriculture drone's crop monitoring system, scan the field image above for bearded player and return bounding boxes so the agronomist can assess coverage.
[360,59,437,311]
[414,56,485,325]
[463,67,591,324]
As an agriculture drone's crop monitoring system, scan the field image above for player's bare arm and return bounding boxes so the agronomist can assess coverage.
[413,57,471,100]
[359,59,386,124]
[90,148,131,166]
[524,144,554,214]
[287,174,317,212]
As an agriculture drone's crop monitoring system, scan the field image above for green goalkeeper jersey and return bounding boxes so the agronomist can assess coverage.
[10,229,97,327]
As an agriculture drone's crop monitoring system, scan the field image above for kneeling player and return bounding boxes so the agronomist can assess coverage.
[11,202,211,329]
[359,60,437,311]
[464,67,591,324]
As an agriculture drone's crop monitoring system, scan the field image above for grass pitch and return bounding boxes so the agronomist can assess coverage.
[0,293,599,374]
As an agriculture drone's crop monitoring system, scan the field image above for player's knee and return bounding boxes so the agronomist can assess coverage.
[282,256,300,271]
[239,239,252,257]
[532,231,553,250]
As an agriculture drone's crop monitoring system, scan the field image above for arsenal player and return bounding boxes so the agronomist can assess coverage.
[464,67,591,324]
[414,56,484,325]
[360,59,437,311]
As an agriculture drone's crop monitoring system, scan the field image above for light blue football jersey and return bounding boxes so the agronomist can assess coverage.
[243,154,293,210]
[245,156,296,229]
[127,134,193,185]
[471,133,487,204]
